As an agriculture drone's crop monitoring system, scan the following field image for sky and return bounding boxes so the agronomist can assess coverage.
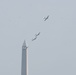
[0,0,76,75]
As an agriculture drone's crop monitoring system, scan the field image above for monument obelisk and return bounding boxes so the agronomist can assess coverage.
[21,41,28,75]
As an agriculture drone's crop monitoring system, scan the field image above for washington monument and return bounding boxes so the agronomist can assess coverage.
[21,41,28,75]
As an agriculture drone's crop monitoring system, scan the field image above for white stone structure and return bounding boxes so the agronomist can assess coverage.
[21,41,28,75]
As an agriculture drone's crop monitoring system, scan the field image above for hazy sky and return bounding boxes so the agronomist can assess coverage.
[0,0,76,75]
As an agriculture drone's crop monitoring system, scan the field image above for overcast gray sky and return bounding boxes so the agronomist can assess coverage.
[0,0,76,75]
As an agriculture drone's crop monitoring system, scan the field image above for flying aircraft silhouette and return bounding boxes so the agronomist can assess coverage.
[32,32,40,41]
[32,36,37,41]
[44,15,49,21]
[35,32,40,36]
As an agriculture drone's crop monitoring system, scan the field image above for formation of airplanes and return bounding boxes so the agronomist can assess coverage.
[32,15,49,41]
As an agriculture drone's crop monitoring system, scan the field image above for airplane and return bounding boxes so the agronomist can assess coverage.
[44,15,49,21]
[32,32,40,41]
[32,36,37,41]
[35,32,40,36]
